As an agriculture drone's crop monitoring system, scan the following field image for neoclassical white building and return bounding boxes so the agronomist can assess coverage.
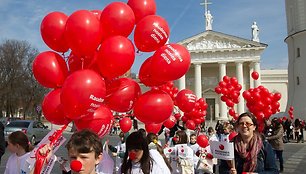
[285,0,306,120]
[174,7,288,121]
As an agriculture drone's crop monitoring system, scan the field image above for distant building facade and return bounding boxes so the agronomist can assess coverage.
[175,31,287,121]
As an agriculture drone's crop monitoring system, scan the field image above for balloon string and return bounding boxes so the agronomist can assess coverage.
[196,125,201,136]
[81,58,84,70]
[62,52,69,63]
[113,113,132,119]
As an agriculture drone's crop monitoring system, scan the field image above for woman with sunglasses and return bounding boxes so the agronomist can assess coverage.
[219,112,279,174]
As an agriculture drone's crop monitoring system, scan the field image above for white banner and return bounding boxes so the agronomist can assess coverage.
[209,141,234,160]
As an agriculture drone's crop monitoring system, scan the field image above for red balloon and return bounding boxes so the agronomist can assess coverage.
[174,113,181,120]
[105,78,141,112]
[67,52,98,73]
[65,10,101,58]
[32,51,68,88]
[289,106,294,110]
[185,120,196,130]
[229,131,238,141]
[181,115,188,122]
[138,57,166,86]
[134,90,174,124]
[41,11,69,53]
[215,86,222,94]
[150,44,191,82]
[163,115,176,129]
[235,84,242,91]
[127,0,156,23]
[100,2,135,39]
[61,70,106,120]
[251,71,259,80]
[145,123,162,134]
[242,91,252,101]
[74,105,113,138]
[226,99,235,108]
[230,77,238,85]
[97,36,135,79]
[119,117,132,133]
[219,81,227,88]
[42,89,71,125]
[273,93,282,101]
[197,135,209,148]
[271,102,280,110]
[228,108,236,117]
[175,89,197,113]
[91,10,102,20]
[222,76,230,83]
[220,95,228,102]
[134,15,170,52]
[221,88,229,95]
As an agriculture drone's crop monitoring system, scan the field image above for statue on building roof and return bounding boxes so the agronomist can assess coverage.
[251,21,260,42]
[205,10,213,30]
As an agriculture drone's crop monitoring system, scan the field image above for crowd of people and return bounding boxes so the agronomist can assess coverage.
[0,112,304,174]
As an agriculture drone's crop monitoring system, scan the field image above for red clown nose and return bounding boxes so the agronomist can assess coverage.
[128,152,137,160]
[70,160,82,172]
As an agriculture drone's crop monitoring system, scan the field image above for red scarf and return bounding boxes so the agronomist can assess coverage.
[234,133,263,172]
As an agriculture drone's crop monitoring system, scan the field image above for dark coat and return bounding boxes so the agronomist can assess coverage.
[0,122,5,163]
[219,140,279,174]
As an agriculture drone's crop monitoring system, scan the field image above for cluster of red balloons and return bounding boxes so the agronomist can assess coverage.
[215,76,242,120]
[34,0,194,137]
[175,89,208,130]
[154,81,179,100]
[243,85,281,123]
[288,106,294,120]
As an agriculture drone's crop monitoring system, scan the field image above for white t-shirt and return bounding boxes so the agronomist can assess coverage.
[118,150,171,174]
[4,152,31,174]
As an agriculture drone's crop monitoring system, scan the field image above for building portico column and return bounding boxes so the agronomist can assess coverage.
[218,62,227,120]
[178,75,186,91]
[249,62,254,88]
[254,61,261,87]
[236,61,245,115]
[194,63,202,98]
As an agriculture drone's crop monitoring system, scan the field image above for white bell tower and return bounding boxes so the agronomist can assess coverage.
[285,0,306,119]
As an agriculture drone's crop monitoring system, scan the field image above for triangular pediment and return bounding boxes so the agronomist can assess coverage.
[178,30,267,52]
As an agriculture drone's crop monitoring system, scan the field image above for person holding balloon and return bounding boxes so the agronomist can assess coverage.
[120,131,171,174]
[167,130,195,174]
[32,129,108,174]
[219,112,278,174]
[194,134,214,174]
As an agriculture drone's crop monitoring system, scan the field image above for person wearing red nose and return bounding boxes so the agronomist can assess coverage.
[32,129,106,174]
[120,131,171,174]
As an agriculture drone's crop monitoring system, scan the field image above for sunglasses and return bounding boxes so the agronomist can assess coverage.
[238,122,254,127]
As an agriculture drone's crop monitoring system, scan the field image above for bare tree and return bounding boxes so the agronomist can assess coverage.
[0,39,48,119]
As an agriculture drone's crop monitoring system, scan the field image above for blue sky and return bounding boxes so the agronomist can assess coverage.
[0,0,287,73]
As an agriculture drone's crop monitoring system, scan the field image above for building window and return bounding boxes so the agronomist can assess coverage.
[297,76,300,85]
[297,48,300,57]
